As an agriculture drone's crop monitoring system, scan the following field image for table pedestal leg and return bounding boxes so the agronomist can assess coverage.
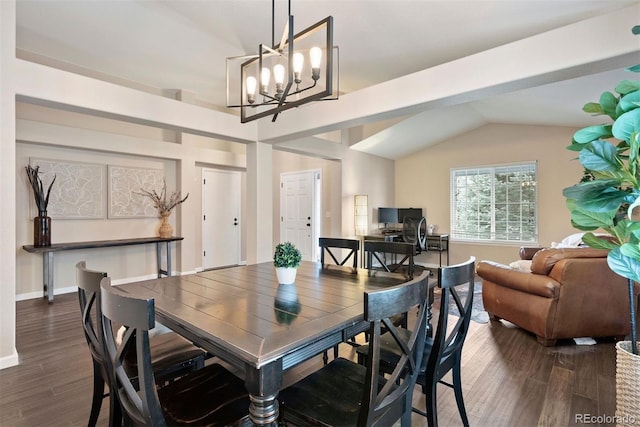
[245,360,282,426]
[249,394,279,426]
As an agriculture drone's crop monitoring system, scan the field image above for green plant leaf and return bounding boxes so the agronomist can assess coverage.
[566,142,584,152]
[616,79,640,95]
[612,109,640,142]
[627,64,640,73]
[582,102,603,115]
[567,204,616,229]
[617,90,640,114]
[608,247,640,283]
[582,232,619,249]
[599,91,618,119]
[578,140,621,172]
[573,125,613,144]
[563,178,621,199]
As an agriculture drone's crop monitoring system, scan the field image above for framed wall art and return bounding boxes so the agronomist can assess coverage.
[29,158,106,219]
[108,166,164,218]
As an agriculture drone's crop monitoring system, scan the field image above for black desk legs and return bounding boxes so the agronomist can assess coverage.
[43,252,54,304]
[156,241,173,278]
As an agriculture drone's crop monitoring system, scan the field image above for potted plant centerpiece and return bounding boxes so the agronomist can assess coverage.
[135,179,188,238]
[273,242,302,285]
[562,25,639,421]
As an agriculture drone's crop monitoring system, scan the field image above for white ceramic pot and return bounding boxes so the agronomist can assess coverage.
[275,267,297,285]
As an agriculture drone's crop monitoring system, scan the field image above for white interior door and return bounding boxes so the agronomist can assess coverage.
[202,169,241,269]
[280,170,320,262]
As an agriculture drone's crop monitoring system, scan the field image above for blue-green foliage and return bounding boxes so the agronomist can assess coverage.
[273,241,302,268]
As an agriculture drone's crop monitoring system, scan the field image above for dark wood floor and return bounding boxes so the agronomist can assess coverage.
[0,292,619,426]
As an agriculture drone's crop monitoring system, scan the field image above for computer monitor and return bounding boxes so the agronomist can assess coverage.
[398,208,423,222]
[378,207,398,224]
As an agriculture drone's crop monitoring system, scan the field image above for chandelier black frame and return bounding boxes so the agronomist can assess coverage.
[226,1,338,123]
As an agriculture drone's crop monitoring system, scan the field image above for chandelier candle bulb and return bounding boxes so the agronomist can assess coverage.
[246,76,257,103]
[310,46,322,80]
[293,52,304,83]
[274,64,286,97]
[260,67,270,94]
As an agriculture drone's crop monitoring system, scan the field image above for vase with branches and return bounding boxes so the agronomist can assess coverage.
[135,179,189,238]
[25,164,56,247]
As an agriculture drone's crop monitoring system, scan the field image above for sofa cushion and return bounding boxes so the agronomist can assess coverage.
[509,259,532,272]
[531,248,610,275]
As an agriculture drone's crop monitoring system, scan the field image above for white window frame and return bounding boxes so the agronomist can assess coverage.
[450,161,538,244]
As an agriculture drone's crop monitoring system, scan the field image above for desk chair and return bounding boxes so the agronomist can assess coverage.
[319,237,359,268]
[100,277,250,426]
[356,257,476,427]
[402,216,427,254]
[76,261,206,427]
[278,274,430,426]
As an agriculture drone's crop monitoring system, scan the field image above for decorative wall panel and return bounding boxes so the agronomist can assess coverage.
[30,158,106,219]
[108,166,163,218]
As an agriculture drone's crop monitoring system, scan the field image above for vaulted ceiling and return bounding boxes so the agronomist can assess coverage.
[15,0,640,159]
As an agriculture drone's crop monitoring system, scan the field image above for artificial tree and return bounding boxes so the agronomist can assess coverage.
[562,27,640,355]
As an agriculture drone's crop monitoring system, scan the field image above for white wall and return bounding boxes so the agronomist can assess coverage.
[395,123,584,266]
[15,104,248,299]
[0,0,19,369]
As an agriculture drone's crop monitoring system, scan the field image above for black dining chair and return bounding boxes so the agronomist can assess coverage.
[76,261,207,427]
[356,257,476,427]
[99,277,250,426]
[364,240,423,330]
[319,237,361,363]
[319,237,360,268]
[278,274,430,426]
[364,240,417,280]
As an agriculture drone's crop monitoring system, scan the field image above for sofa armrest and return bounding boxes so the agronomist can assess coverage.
[477,261,559,298]
[519,247,545,260]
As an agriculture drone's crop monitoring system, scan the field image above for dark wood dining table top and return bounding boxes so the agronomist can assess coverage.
[116,261,417,369]
[116,260,430,425]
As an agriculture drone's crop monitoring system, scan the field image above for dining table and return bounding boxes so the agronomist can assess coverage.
[115,260,431,426]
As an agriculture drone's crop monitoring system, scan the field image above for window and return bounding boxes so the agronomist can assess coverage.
[451,162,537,243]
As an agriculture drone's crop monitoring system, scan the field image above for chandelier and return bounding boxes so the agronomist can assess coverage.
[226,0,338,123]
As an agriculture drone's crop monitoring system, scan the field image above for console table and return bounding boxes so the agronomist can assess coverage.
[22,236,183,303]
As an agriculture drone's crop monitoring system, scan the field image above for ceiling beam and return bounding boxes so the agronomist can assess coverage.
[13,59,258,144]
[256,4,640,144]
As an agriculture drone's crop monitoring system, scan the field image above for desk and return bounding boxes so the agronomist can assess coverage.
[117,261,430,425]
[23,236,183,303]
[426,233,449,266]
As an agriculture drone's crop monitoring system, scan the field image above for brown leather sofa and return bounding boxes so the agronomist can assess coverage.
[477,247,638,346]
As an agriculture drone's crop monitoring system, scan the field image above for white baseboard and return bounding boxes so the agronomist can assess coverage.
[0,349,19,370]
[16,285,77,301]
[16,270,201,300]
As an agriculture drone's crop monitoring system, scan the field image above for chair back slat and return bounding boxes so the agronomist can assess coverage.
[100,278,166,427]
[359,274,430,425]
[364,240,415,279]
[76,261,108,376]
[319,237,359,268]
[422,257,476,425]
